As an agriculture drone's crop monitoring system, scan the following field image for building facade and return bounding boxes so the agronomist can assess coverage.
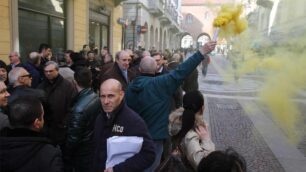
[251,0,306,41]
[122,0,183,52]
[0,0,125,63]
[180,0,235,49]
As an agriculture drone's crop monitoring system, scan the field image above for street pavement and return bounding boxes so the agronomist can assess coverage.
[199,54,306,172]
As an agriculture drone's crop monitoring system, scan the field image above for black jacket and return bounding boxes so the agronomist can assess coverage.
[0,128,63,172]
[100,62,136,91]
[92,102,155,172]
[38,74,77,144]
[65,88,101,170]
[8,85,47,105]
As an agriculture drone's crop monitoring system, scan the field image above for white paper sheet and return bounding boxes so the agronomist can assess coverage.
[106,136,143,168]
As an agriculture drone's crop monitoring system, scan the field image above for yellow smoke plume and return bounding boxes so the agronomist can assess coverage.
[259,53,306,143]
[213,4,248,38]
[229,32,306,143]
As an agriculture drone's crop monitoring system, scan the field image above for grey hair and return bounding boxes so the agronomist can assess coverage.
[8,67,26,85]
[139,56,157,74]
[28,52,41,64]
[10,51,20,57]
[117,50,128,60]
[171,53,181,62]
[44,61,59,71]
[142,51,151,58]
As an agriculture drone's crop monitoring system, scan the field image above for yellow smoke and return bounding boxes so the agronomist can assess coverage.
[211,2,306,144]
[213,4,248,38]
[259,52,306,142]
[230,32,306,143]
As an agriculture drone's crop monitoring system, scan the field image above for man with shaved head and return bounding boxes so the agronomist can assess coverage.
[126,41,217,171]
[92,79,155,172]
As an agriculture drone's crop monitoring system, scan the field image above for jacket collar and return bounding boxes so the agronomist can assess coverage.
[103,99,125,127]
[47,74,63,85]
[0,128,45,138]
[140,73,156,77]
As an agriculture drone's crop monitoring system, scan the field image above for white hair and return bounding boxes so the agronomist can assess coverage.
[8,67,26,85]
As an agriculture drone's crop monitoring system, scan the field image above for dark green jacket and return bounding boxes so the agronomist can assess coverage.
[126,51,206,140]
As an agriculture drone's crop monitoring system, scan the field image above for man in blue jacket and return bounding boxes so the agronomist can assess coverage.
[125,41,216,171]
[92,79,155,172]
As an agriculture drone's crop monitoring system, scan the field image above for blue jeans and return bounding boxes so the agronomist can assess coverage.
[144,140,164,172]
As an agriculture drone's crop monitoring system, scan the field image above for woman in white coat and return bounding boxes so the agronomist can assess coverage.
[169,90,215,171]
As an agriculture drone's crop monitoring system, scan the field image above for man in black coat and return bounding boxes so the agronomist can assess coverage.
[65,67,101,172]
[0,96,63,172]
[92,79,155,172]
[38,61,77,146]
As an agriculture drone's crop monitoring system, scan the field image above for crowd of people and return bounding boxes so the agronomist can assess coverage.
[0,41,246,172]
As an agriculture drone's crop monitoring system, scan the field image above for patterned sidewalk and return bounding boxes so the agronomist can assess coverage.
[199,54,306,172]
[206,97,285,172]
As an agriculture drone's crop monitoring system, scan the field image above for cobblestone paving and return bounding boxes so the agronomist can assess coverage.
[206,97,285,172]
[297,103,306,156]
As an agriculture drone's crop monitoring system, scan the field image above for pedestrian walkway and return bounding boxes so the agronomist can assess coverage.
[207,97,285,172]
[199,55,306,172]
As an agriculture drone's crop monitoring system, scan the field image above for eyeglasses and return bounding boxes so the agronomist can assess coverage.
[20,74,32,78]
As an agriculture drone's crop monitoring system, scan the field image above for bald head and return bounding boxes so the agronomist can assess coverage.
[100,79,124,113]
[100,79,123,91]
[139,56,157,74]
[28,52,41,65]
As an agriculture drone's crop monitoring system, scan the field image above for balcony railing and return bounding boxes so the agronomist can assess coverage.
[148,0,163,16]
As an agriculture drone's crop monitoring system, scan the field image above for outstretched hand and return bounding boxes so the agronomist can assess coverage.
[200,41,217,55]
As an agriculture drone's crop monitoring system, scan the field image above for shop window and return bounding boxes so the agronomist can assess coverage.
[89,21,109,53]
[19,0,64,17]
[18,0,65,59]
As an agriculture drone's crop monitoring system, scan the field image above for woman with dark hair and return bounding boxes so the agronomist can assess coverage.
[0,60,8,85]
[169,90,215,171]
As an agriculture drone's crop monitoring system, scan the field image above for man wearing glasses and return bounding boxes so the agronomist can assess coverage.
[7,51,23,72]
[7,67,46,105]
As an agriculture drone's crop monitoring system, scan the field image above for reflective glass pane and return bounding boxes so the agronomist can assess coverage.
[19,0,64,17]
[89,21,101,51]
[19,10,48,59]
[102,25,109,49]
[51,17,65,55]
